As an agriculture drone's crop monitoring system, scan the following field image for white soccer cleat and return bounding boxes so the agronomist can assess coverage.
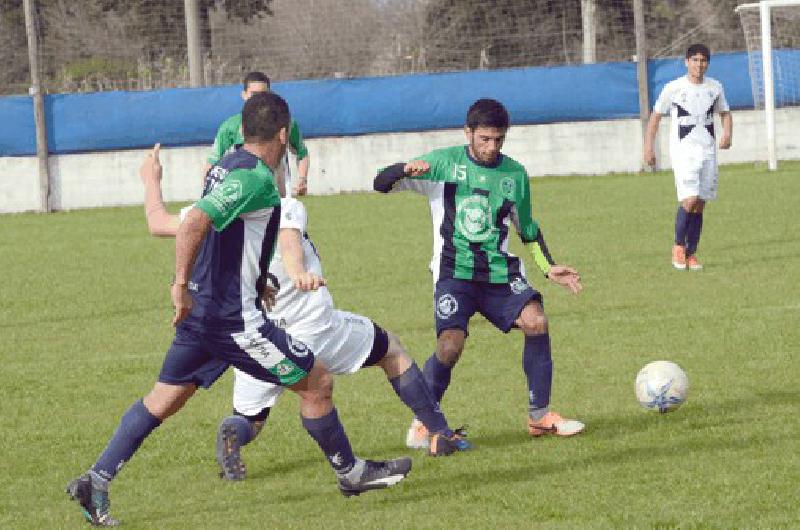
[527,412,585,437]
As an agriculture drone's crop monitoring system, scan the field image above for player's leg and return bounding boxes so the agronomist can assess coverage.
[67,325,224,526]
[217,368,282,480]
[685,158,716,269]
[673,161,702,270]
[371,328,469,455]
[515,301,584,437]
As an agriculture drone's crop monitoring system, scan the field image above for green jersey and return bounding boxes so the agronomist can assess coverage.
[392,146,540,284]
[207,114,307,165]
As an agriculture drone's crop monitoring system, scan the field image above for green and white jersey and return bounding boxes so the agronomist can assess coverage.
[207,114,308,165]
[392,145,539,284]
[190,149,282,330]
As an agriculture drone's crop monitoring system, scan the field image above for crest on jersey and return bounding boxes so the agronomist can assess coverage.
[274,361,295,377]
[500,177,515,199]
[435,293,458,319]
[510,276,529,295]
[455,195,492,242]
[287,335,310,358]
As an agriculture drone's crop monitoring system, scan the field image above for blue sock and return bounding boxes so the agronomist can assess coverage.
[423,353,452,404]
[301,408,356,475]
[674,206,690,247]
[686,212,704,256]
[91,399,161,482]
[523,334,553,419]
[390,363,449,434]
[220,415,255,446]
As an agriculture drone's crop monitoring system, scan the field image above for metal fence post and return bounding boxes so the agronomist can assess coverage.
[23,0,50,212]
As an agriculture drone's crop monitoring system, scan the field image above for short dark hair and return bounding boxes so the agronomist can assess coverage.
[242,92,290,142]
[466,98,510,130]
[686,44,710,60]
[243,71,271,91]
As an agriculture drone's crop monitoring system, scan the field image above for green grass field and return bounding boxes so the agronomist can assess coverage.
[1,162,798,528]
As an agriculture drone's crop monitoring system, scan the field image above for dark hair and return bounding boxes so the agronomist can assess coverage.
[466,98,510,130]
[243,71,271,91]
[242,92,290,142]
[686,44,710,60]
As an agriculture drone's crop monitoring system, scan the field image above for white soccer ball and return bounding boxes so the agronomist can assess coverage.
[635,361,689,413]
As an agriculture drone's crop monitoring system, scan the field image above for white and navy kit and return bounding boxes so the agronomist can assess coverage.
[159,150,313,390]
[653,75,729,201]
[231,198,389,416]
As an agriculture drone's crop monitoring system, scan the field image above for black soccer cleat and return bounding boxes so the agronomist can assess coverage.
[65,473,119,527]
[428,427,471,456]
[216,423,247,481]
[337,457,412,497]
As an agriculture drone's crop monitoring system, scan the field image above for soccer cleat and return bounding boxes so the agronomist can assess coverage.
[65,473,119,527]
[686,255,703,270]
[428,427,471,456]
[527,412,585,437]
[216,423,247,481]
[672,245,687,270]
[337,457,412,497]
[405,418,430,449]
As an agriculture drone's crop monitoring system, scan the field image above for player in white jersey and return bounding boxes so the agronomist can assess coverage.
[644,44,733,271]
[141,145,468,481]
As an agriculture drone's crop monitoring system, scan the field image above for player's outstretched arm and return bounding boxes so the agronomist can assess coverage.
[278,228,326,291]
[140,144,180,237]
[526,229,582,295]
[373,160,430,193]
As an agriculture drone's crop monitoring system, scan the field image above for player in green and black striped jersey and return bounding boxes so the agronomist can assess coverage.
[374,98,585,446]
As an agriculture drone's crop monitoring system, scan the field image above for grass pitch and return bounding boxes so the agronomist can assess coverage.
[1,162,798,528]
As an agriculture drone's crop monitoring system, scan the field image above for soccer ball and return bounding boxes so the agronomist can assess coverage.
[635,361,689,413]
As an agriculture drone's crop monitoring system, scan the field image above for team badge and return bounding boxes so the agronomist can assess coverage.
[510,276,530,294]
[274,362,295,377]
[435,293,458,319]
[455,195,492,242]
[287,335,310,357]
[500,177,515,199]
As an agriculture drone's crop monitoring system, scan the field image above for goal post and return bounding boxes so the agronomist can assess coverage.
[736,0,800,170]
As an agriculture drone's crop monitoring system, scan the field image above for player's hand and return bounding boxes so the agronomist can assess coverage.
[404,160,430,177]
[140,143,163,185]
[171,283,193,326]
[719,135,732,150]
[643,147,656,167]
[260,283,278,312]
[290,272,327,291]
[547,265,582,295]
[292,177,308,196]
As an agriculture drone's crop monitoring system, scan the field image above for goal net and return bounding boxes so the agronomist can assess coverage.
[736,1,800,168]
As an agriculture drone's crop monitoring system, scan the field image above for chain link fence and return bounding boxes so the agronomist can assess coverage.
[2,0,750,96]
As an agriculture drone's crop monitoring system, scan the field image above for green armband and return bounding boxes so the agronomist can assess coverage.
[529,242,552,276]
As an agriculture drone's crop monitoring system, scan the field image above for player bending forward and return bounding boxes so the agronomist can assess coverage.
[141,145,469,481]
[374,98,585,447]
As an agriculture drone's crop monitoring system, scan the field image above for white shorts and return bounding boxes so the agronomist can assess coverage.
[232,310,377,415]
[673,155,718,202]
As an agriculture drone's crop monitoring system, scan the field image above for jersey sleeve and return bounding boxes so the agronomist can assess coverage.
[195,168,278,232]
[390,149,451,195]
[207,124,228,165]
[714,84,730,113]
[510,172,540,243]
[279,198,308,232]
[288,120,309,160]
[653,82,675,115]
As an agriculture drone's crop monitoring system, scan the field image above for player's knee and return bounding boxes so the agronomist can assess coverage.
[520,313,549,336]
[303,367,334,405]
[379,332,413,374]
[436,330,465,365]
[143,382,196,420]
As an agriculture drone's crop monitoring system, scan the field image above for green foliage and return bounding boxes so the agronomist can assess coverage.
[0,162,798,527]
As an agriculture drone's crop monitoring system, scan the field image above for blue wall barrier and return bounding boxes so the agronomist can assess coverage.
[1,51,790,157]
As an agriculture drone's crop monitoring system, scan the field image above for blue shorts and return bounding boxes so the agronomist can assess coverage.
[159,318,315,389]
[433,276,542,336]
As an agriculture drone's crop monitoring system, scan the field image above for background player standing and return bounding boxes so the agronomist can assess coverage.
[204,71,311,197]
[374,98,584,448]
[644,44,733,270]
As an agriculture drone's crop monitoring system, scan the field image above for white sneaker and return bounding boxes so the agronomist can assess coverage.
[405,418,430,449]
